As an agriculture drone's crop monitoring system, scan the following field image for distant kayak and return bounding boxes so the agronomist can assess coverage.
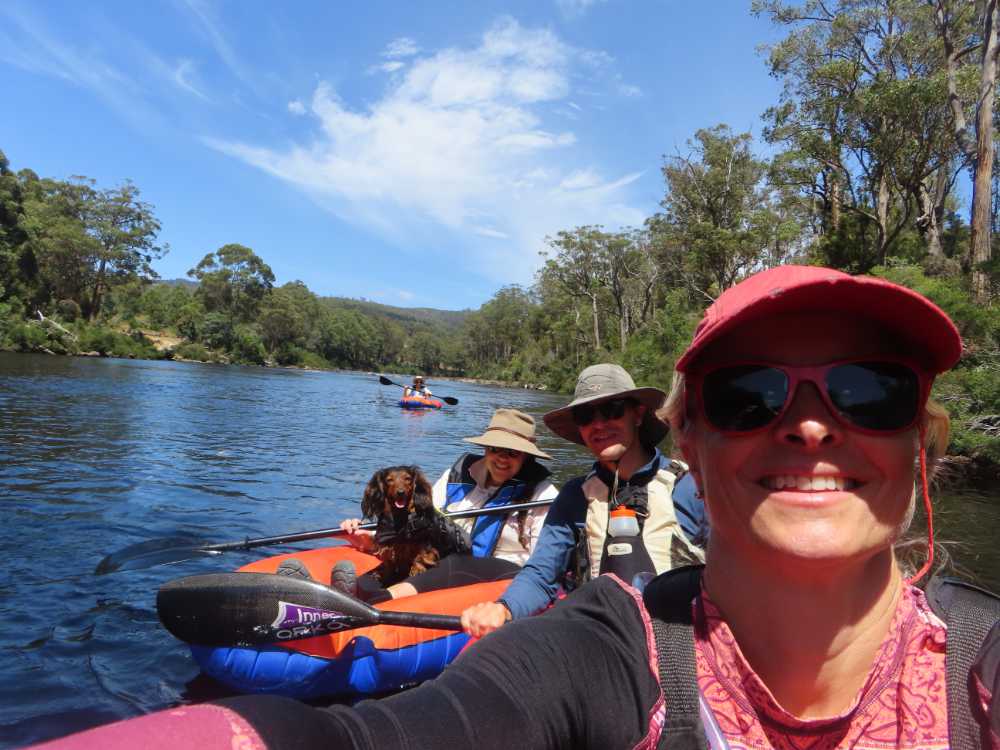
[399,396,443,409]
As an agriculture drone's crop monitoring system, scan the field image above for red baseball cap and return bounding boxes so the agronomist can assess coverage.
[675,265,962,374]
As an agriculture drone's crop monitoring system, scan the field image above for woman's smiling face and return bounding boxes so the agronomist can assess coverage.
[680,312,921,571]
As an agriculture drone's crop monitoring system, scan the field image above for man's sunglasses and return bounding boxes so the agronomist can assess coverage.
[692,360,928,434]
[571,398,633,427]
[486,446,524,458]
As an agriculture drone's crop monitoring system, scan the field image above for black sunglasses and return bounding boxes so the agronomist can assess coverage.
[694,359,927,434]
[486,446,523,458]
[571,398,633,427]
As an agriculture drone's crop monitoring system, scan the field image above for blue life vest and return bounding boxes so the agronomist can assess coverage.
[444,454,550,558]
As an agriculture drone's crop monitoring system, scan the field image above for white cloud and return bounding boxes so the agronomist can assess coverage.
[618,82,642,97]
[206,17,644,284]
[172,58,209,100]
[181,0,256,91]
[384,37,420,59]
[556,0,609,17]
[288,99,306,115]
[378,61,405,73]
[475,227,509,239]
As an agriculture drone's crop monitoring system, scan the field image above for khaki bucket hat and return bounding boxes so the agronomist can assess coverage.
[463,408,552,460]
[543,363,668,447]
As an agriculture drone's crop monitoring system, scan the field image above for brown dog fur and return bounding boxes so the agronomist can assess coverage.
[361,466,440,586]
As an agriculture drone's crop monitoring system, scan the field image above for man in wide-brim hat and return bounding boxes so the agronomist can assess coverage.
[461,364,707,638]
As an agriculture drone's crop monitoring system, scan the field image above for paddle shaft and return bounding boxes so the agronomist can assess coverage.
[193,497,555,553]
[377,610,462,630]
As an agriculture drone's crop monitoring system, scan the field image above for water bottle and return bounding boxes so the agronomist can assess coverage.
[608,507,640,537]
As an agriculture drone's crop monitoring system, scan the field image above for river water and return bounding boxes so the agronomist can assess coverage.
[1,352,997,748]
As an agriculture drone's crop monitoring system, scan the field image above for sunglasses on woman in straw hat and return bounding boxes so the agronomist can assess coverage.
[463,409,551,460]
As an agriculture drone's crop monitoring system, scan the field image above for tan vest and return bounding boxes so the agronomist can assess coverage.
[583,468,704,579]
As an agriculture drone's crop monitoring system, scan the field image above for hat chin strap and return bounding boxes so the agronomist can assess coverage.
[904,427,934,585]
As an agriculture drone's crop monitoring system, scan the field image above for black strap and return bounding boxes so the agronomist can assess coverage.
[644,565,708,750]
[925,576,1000,750]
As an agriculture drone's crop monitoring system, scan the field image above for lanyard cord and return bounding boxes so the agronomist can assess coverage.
[905,426,934,585]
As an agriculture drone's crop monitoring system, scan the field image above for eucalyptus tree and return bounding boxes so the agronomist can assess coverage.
[188,244,275,323]
[930,0,999,300]
[652,125,799,296]
[756,0,962,269]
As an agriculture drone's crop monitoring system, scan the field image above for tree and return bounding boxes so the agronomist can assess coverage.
[20,176,165,318]
[757,0,962,269]
[85,181,166,320]
[931,0,999,300]
[188,244,275,322]
[259,283,308,356]
[538,227,611,351]
[652,125,800,295]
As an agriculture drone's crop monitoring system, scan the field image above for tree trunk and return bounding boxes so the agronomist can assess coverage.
[970,0,999,302]
[89,258,108,321]
[830,170,841,232]
[590,294,601,351]
[918,179,945,260]
[876,171,891,265]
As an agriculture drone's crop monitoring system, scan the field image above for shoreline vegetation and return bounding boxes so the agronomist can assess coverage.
[3,4,1000,481]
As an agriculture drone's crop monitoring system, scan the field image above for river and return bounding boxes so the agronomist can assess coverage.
[1,352,997,748]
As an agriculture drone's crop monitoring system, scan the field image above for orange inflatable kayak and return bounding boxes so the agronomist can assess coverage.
[189,546,506,698]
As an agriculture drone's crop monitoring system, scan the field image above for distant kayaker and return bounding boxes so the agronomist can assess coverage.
[334,408,558,602]
[402,375,432,399]
[461,363,707,637]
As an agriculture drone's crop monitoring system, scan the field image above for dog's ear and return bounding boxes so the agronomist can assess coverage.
[411,466,434,512]
[361,469,385,519]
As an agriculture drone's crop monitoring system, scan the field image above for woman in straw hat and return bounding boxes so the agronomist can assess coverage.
[335,408,558,603]
[461,363,706,638]
[431,408,558,566]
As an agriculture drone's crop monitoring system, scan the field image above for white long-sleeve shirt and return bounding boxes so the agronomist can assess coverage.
[432,458,558,567]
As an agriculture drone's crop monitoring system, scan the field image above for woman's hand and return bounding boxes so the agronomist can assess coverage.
[460,601,512,638]
[339,519,374,551]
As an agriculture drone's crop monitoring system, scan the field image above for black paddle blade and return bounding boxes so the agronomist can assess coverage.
[95,537,214,575]
[442,396,459,405]
[157,572,379,647]
[378,375,395,385]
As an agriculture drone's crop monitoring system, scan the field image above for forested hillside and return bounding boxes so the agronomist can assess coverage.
[1,1,998,475]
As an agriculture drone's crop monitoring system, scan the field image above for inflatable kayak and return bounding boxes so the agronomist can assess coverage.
[398,395,443,409]
[189,547,507,699]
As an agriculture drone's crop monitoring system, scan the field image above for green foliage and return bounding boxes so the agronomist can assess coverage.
[74,325,161,359]
[189,244,274,323]
[229,325,266,365]
[173,342,213,362]
[56,298,81,322]
[7,322,49,351]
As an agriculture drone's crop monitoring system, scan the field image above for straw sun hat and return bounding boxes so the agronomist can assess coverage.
[463,408,552,460]
[543,363,668,447]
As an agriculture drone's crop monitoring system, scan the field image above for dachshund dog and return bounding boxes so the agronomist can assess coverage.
[361,466,469,587]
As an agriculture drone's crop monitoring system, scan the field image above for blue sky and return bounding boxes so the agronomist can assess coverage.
[1,1,782,310]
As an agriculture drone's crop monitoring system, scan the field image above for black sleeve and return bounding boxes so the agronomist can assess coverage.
[217,576,661,750]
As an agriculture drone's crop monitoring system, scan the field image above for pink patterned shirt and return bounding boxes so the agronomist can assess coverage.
[694,585,950,750]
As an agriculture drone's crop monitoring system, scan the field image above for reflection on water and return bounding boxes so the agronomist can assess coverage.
[0,352,996,748]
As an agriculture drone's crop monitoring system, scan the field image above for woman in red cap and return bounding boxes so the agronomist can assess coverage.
[49,266,998,750]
